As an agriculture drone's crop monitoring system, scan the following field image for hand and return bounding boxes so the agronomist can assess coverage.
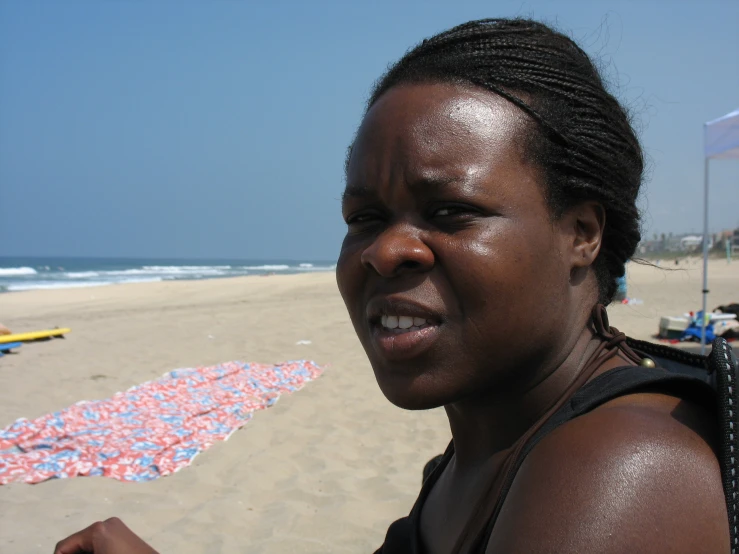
[54,517,158,554]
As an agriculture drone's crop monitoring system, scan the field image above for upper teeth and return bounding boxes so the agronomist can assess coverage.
[381,315,428,329]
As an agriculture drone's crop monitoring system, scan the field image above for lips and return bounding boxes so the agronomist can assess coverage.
[365,297,445,361]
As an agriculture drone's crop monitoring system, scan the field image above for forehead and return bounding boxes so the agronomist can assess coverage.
[347,82,530,186]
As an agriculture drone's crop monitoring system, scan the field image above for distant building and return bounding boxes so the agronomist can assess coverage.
[711,229,739,255]
[680,235,705,251]
[637,232,717,255]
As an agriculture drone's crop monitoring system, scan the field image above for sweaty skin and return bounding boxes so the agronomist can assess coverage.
[337,82,728,553]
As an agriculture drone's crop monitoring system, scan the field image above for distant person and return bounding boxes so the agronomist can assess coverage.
[54,18,730,553]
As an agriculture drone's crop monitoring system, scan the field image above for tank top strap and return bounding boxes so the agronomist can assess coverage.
[452,304,629,553]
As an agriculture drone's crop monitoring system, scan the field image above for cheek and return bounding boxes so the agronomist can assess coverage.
[336,238,364,312]
[446,222,565,311]
[456,222,533,275]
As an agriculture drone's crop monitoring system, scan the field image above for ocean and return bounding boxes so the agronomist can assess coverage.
[0,257,336,293]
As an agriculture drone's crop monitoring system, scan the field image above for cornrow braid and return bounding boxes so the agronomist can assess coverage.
[364,18,644,304]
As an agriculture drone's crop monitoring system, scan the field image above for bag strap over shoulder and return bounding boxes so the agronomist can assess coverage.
[625,335,709,370]
[710,338,739,554]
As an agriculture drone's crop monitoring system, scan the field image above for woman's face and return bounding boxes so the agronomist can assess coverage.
[337,82,578,410]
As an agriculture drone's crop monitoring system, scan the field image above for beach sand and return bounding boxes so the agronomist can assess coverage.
[0,259,737,552]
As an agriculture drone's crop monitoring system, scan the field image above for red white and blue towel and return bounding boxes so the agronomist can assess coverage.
[0,360,323,484]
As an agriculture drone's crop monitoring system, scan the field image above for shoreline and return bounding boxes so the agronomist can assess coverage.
[0,269,337,295]
[0,271,336,316]
[0,258,338,295]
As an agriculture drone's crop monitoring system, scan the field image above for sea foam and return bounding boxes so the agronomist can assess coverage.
[0,267,37,276]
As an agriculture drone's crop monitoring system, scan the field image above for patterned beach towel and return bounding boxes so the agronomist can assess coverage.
[0,360,323,484]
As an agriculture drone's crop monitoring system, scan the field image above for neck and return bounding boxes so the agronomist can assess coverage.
[444,321,608,469]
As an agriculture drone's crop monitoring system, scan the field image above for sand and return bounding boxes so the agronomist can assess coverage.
[0,259,737,552]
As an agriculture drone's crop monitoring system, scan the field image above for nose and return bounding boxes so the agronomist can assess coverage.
[360,223,434,278]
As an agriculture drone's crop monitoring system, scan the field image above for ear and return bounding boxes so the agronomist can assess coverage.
[560,201,605,270]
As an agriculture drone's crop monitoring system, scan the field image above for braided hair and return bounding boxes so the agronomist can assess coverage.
[360,18,644,304]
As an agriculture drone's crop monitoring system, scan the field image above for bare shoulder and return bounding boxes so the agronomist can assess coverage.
[487,392,729,554]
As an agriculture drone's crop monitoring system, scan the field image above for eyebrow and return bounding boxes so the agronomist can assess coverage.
[341,184,374,202]
[341,175,464,203]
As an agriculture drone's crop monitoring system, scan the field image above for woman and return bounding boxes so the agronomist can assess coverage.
[55,18,729,553]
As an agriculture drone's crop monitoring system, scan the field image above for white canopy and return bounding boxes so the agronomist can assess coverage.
[700,107,739,352]
[705,108,739,159]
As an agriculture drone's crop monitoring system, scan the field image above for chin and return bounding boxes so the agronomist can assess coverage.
[373,369,454,411]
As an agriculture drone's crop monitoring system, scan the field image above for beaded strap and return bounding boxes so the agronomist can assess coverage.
[712,338,739,553]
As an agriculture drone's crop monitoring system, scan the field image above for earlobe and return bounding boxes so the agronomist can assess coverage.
[570,202,605,269]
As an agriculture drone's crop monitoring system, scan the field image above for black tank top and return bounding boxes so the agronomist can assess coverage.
[374,338,728,553]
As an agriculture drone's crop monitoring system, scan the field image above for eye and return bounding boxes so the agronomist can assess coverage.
[346,212,378,225]
[431,205,476,218]
[344,210,386,232]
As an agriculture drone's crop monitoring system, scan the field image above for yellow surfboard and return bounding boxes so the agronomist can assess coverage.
[0,328,71,344]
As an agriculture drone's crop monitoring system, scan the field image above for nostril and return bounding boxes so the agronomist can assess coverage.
[398,260,421,271]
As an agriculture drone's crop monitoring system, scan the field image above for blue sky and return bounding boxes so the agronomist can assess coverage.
[1,0,737,260]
